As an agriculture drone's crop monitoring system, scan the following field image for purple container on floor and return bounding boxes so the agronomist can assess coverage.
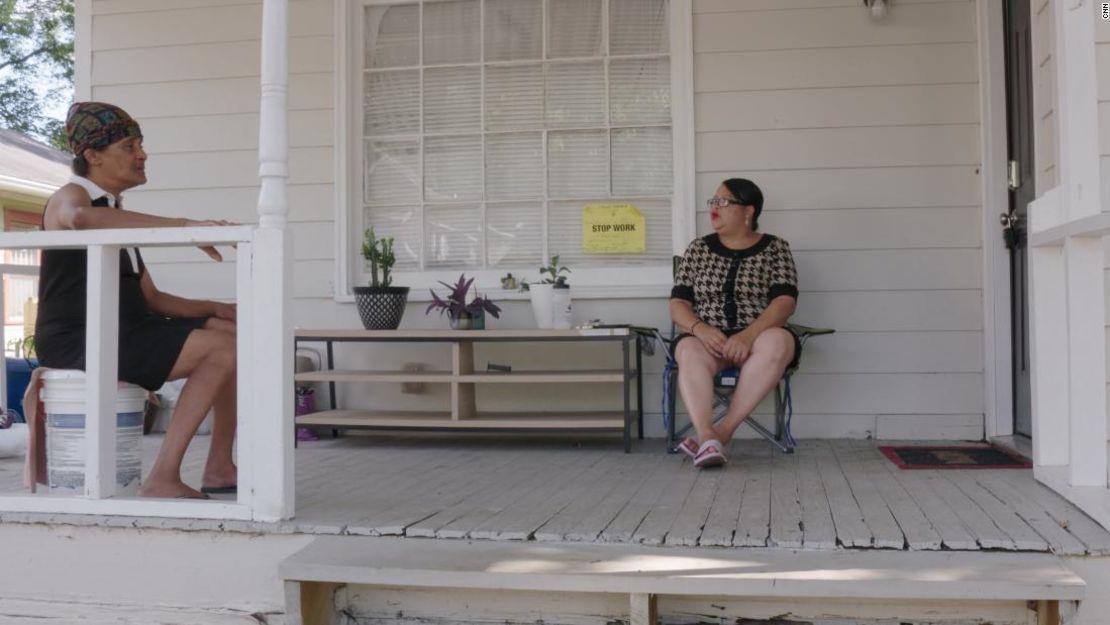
[295,386,318,441]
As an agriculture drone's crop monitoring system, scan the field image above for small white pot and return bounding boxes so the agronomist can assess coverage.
[529,283,555,329]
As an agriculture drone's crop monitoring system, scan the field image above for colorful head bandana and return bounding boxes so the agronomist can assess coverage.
[65,102,143,157]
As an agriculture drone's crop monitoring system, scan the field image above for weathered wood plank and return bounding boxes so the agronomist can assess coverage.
[432,450,586,539]
[974,472,1088,555]
[402,446,571,537]
[332,445,489,532]
[862,447,942,550]
[734,443,773,547]
[697,450,747,546]
[831,441,904,548]
[610,453,699,544]
[534,452,659,542]
[815,441,872,547]
[769,449,804,548]
[564,453,676,542]
[945,472,1049,551]
[925,472,1016,550]
[349,446,533,536]
[532,450,652,543]
[998,469,1110,555]
[662,469,722,546]
[598,448,689,543]
[470,452,609,540]
[294,438,430,510]
[631,464,702,546]
[795,444,837,550]
[876,455,979,551]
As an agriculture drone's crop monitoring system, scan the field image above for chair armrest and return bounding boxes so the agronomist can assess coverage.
[786,323,835,339]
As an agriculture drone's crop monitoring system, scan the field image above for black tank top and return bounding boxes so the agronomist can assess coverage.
[35,197,154,335]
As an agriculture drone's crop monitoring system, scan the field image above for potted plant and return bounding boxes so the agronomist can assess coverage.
[521,255,571,329]
[353,228,409,330]
[426,274,502,330]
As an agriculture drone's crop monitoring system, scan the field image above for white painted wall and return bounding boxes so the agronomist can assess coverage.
[0,523,310,624]
[1032,0,1058,191]
[86,0,986,441]
[691,0,984,440]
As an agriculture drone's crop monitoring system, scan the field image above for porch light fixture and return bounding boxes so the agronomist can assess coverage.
[863,0,889,20]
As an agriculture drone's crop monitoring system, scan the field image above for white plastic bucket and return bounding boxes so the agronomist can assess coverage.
[41,370,147,495]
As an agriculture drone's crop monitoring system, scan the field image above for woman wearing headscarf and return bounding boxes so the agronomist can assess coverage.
[670,178,800,468]
[35,101,237,499]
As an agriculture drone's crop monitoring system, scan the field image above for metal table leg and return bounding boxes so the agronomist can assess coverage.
[326,340,338,438]
[623,337,631,453]
[636,336,644,440]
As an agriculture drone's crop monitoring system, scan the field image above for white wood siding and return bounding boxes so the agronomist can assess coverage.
[692,0,984,440]
[87,0,986,440]
[1032,0,1058,190]
[1095,1,1110,462]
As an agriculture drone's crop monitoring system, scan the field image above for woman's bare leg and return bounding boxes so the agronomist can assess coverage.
[139,328,236,498]
[202,370,237,489]
[675,338,728,444]
[200,317,237,489]
[715,328,795,446]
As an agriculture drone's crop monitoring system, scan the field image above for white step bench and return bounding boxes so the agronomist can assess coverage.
[280,536,1084,625]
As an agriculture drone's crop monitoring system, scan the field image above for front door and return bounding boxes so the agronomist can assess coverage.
[1003,0,1034,438]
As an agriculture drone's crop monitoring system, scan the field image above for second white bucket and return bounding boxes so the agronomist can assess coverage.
[41,370,147,495]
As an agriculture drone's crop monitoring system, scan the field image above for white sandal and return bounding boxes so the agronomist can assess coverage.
[693,439,727,468]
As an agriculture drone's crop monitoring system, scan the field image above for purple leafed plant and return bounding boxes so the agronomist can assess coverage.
[425,274,502,321]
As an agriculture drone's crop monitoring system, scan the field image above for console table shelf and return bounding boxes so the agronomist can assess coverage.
[294,328,648,451]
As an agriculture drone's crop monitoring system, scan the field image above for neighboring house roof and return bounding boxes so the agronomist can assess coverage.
[0,128,71,198]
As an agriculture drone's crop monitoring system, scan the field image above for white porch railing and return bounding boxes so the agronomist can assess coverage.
[0,225,293,521]
[0,0,294,522]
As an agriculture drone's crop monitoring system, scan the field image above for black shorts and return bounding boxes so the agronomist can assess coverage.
[36,316,209,392]
[671,325,802,371]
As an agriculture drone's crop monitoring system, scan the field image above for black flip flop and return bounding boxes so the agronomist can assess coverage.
[200,485,237,495]
[175,492,211,499]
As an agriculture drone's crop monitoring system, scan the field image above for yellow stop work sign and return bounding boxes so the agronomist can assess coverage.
[582,203,646,254]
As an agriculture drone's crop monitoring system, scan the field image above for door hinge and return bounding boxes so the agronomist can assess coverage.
[1008,160,1021,190]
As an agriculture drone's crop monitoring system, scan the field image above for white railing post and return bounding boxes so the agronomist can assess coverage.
[85,245,120,499]
[234,241,255,511]
[253,0,294,521]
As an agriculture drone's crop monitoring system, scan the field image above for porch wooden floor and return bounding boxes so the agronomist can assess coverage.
[4,434,1110,555]
[263,435,1110,554]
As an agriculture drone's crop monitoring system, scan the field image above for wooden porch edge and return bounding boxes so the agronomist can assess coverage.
[279,536,1085,602]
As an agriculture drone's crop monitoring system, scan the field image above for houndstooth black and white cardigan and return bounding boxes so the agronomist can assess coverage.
[670,233,799,331]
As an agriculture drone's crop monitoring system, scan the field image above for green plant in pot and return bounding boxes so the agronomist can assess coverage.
[426,274,501,330]
[353,228,409,330]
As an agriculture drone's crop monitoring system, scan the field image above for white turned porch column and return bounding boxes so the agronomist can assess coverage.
[251,0,294,521]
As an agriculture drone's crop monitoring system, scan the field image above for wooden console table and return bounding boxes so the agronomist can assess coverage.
[293,328,648,451]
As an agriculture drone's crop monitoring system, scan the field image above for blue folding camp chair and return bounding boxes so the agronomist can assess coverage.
[660,323,832,454]
[661,256,833,454]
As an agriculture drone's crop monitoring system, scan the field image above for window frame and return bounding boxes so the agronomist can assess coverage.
[333,0,694,302]
[3,208,42,326]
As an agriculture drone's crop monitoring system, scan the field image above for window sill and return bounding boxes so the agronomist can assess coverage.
[335,282,672,303]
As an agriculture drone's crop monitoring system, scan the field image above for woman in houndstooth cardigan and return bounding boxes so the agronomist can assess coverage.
[669,178,800,468]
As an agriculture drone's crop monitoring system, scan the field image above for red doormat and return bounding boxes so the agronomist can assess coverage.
[879,445,1032,469]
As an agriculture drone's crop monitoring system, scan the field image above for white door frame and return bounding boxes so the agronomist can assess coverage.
[977,0,1014,441]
